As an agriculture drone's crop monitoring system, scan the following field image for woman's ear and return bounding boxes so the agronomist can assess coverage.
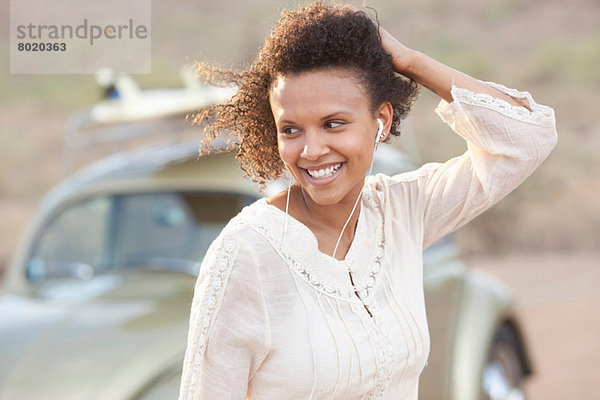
[376,101,394,141]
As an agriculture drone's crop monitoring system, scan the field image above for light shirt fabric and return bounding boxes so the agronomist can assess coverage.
[178,82,557,400]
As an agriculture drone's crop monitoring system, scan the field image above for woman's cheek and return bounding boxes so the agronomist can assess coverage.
[277,143,298,174]
[278,140,298,164]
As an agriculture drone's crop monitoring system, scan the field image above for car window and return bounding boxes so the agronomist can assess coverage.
[27,195,111,282]
[26,192,252,285]
[112,192,248,271]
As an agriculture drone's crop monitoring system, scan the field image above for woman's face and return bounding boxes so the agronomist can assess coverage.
[269,67,391,207]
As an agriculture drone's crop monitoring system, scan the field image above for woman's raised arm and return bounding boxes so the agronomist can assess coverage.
[378,26,527,108]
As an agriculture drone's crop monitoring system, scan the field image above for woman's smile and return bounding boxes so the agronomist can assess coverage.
[302,161,344,184]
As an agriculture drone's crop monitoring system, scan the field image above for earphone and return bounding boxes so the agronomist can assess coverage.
[374,118,384,151]
[375,118,384,143]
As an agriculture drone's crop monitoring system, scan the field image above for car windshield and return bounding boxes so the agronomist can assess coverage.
[26,191,253,283]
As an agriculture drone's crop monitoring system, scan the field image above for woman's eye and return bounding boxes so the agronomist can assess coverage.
[281,126,299,135]
[324,120,344,129]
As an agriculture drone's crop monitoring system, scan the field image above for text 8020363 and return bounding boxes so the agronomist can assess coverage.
[17,42,66,52]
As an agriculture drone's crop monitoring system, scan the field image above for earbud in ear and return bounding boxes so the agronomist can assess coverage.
[375,118,384,144]
[374,118,384,152]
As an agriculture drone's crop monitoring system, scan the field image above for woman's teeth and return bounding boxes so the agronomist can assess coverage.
[307,163,342,178]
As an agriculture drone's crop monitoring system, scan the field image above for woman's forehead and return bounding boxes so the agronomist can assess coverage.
[269,68,370,120]
[271,67,365,93]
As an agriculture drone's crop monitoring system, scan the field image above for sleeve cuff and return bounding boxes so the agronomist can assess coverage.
[435,81,556,129]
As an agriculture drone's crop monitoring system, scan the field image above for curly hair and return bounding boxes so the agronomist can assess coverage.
[189,2,419,184]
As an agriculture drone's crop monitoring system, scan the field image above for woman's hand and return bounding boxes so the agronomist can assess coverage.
[377,25,417,76]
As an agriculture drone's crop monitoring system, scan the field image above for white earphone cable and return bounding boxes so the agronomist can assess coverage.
[283,174,292,244]
[331,119,383,259]
[331,168,369,260]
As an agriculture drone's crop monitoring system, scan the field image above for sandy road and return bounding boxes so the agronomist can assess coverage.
[466,252,600,400]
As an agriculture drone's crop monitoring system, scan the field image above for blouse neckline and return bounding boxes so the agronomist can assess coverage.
[261,197,365,266]
[243,190,385,303]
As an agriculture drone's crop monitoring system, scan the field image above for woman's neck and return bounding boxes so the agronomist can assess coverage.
[295,184,363,259]
[266,182,365,259]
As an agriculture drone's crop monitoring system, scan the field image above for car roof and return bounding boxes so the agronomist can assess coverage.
[40,138,251,214]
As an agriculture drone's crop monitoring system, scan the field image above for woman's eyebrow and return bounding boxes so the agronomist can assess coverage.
[321,111,350,120]
[279,111,350,124]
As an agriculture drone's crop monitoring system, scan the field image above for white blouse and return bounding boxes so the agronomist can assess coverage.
[178,82,557,400]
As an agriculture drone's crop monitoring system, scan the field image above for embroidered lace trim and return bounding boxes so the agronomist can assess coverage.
[182,235,238,398]
[246,192,385,303]
[450,82,555,128]
[350,300,397,399]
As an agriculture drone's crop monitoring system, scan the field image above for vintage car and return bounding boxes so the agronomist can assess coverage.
[0,72,532,400]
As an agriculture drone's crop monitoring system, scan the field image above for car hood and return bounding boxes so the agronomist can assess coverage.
[0,270,195,400]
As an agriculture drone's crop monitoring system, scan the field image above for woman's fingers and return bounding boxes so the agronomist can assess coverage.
[378,25,415,75]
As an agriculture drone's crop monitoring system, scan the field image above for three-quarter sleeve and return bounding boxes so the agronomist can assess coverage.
[375,82,557,250]
[178,232,271,400]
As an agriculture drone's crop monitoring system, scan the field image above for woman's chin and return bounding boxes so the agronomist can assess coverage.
[307,194,344,207]
[301,185,363,208]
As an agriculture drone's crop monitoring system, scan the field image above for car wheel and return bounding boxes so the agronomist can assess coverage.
[481,325,526,400]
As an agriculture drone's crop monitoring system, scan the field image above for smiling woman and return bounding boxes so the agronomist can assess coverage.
[179,2,557,399]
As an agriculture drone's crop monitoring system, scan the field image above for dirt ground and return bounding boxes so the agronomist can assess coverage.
[466,252,600,400]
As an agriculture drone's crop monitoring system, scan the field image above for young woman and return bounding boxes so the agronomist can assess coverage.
[178,3,557,399]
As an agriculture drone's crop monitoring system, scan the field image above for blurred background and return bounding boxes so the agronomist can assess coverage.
[1,0,598,398]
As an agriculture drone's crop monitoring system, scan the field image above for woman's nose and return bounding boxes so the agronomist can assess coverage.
[300,131,329,160]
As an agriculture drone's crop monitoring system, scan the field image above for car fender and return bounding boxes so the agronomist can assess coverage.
[447,269,531,400]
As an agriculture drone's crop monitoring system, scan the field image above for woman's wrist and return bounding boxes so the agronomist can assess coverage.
[392,49,451,99]
[396,48,422,79]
